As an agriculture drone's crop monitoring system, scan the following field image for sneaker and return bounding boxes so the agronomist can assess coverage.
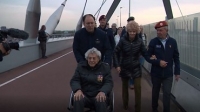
[42,56,48,59]
[152,109,158,112]
[129,85,134,89]
[124,105,128,110]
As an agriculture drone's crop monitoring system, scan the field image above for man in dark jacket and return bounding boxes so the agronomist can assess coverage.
[38,25,48,59]
[70,47,113,112]
[98,15,115,51]
[147,21,180,112]
[73,14,112,66]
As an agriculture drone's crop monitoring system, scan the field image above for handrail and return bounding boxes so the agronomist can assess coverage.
[49,34,74,39]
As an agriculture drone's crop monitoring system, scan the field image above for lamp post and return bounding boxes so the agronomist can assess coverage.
[129,0,131,17]
[116,19,118,26]
[120,7,122,27]
[117,16,119,26]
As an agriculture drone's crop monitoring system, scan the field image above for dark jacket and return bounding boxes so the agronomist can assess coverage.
[138,32,147,47]
[0,50,2,61]
[121,28,126,38]
[98,26,115,51]
[73,28,112,65]
[113,33,152,78]
[109,28,117,37]
[38,30,47,42]
[70,61,113,97]
[147,36,180,78]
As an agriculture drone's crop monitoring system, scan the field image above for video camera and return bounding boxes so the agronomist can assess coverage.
[0,26,29,61]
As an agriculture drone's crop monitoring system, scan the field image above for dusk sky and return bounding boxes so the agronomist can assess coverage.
[0,0,200,30]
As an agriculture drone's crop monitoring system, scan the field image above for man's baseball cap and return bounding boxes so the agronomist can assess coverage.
[154,21,168,29]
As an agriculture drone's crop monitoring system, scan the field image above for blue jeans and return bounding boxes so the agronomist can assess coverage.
[129,77,134,85]
[139,56,144,66]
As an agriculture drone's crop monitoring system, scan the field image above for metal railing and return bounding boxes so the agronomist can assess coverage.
[49,34,74,39]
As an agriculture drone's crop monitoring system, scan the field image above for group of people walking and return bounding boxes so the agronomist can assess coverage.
[70,13,180,112]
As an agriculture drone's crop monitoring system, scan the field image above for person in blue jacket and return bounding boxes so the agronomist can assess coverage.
[147,21,180,112]
[73,14,112,66]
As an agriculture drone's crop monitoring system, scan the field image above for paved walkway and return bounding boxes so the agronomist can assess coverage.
[0,48,180,112]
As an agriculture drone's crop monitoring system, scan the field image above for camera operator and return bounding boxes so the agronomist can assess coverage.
[0,43,11,61]
[0,26,29,62]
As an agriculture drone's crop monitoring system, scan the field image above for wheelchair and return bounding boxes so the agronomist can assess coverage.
[68,91,114,112]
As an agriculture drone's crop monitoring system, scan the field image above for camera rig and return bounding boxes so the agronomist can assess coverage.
[0,26,29,61]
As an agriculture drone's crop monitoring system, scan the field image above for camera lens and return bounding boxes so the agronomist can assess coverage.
[9,42,19,50]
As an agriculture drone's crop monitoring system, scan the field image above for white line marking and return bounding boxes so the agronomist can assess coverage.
[0,51,73,87]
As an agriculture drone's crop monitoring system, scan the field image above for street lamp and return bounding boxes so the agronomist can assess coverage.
[117,16,119,26]
[129,0,131,17]
[120,7,122,27]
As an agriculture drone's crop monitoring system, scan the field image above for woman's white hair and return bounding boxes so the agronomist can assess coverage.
[85,47,101,59]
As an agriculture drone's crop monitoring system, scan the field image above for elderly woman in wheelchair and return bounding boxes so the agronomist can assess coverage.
[70,47,114,112]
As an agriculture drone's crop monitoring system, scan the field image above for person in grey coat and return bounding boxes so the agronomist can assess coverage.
[70,47,113,112]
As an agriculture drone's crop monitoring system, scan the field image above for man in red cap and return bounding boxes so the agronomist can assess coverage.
[154,21,168,29]
[147,21,180,112]
[98,15,115,50]
[98,15,115,67]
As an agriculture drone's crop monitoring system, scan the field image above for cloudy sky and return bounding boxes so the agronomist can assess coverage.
[0,0,199,30]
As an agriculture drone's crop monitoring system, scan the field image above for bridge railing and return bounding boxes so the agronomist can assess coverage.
[49,34,74,39]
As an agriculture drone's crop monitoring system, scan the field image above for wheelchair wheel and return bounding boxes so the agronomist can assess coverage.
[108,92,114,112]
[68,91,74,111]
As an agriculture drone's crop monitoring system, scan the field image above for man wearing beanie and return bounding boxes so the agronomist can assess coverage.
[121,16,135,37]
[147,21,180,112]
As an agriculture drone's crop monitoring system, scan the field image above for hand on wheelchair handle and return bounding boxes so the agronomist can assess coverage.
[0,43,6,53]
[96,92,106,102]
[74,90,84,101]
[116,67,121,73]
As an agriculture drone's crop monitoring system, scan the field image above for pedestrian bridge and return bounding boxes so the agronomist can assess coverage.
[0,0,200,112]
